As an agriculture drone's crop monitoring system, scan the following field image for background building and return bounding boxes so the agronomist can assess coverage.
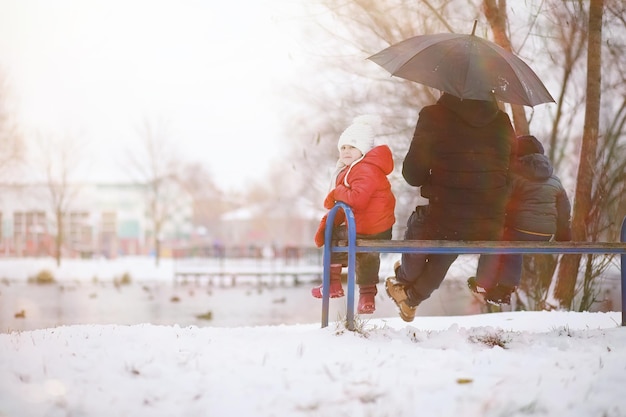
[0,182,193,258]
[0,182,322,259]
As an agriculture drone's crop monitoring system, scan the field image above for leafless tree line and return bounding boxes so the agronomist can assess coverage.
[276,0,626,311]
[1,1,624,303]
[0,102,230,266]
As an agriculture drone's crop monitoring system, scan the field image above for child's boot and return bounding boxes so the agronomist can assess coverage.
[311,264,344,298]
[485,284,515,305]
[467,276,488,295]
[357,284,377,314]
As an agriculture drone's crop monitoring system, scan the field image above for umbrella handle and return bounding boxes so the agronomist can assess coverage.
[471,20,477,36]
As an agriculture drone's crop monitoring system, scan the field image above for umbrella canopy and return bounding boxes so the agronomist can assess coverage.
[368,32,555,106]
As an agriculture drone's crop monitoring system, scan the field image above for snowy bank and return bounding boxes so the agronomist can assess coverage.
[1,311,625,417]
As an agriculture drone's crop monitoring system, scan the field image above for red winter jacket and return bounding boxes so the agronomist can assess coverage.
[315,145,396,245]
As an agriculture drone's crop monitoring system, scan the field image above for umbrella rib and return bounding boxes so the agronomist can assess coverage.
[460,37,475,100]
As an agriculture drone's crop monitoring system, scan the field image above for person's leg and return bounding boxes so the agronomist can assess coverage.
[311,263,344,298]
[354,227,392,287]
[387,252,457,322]
[405,253,458,305]
[495,254,523,288]
[395,207,429,285]
[311,225,346,298]
[472,223,516,291]
[400,208,458,304]
[355,250,381,314]
[328,225,348,266]
[355,228,392,314]
[387,207,458,321]
[484,229,553,304]
[482,245,519,304]
[355,249,380,310]
[474,254,503,290]
[385,209,426,321]
[498,230,551,288]
[357,277,377,314]
[396,253,427,285]
[355,252,381,286]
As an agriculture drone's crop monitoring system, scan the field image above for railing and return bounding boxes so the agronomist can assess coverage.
[172,249,323,286]
[321,202,626,330]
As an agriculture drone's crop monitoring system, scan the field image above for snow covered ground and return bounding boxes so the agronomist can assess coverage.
[1,311,625,417]
[1,257,625,416]
[0,257,177,282]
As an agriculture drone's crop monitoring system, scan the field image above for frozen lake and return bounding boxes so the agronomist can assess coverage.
[0,255,620,333]
[0,278,485,333]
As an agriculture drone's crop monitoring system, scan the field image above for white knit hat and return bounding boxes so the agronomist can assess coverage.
[337,115,381,155]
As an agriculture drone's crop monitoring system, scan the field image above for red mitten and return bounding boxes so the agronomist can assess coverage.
[313,210,346,247]
[314,216,327,247]
[323,191,335,209]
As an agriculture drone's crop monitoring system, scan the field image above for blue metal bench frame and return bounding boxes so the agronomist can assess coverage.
[321,202,626,330]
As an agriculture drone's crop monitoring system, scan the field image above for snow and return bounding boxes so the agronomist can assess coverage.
[1,310,625,416]
[1,257,625,416]
[0,257,176,282]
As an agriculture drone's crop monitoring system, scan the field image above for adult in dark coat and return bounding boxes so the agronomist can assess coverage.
[386,93,516,322]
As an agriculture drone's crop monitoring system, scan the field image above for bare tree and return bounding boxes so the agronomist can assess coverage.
[178,162,229,239]
[33,132,84,266]
[496,0,626,311]
[481,1,572,310]
[276,0,626,312]
[482,0,530,135]
[555,0,604,308]
[278,0,479,229]
[0,71,24,177]
[127,118,183,266]
[540,4,589,169]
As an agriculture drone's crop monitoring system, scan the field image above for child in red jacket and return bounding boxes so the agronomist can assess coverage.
[311,115,396,314]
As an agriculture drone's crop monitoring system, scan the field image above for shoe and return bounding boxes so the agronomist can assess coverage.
[311,281,344,298]
[357,292,376,314]
[357,284,377,314]
[385,277,417,322]
[311,264,344,298]
[484,285,515,305]
[467,276,488,295]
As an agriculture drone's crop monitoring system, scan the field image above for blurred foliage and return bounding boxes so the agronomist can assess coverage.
[29,269,56,285]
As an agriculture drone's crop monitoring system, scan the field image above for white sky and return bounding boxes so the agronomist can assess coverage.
[0,0,307,190]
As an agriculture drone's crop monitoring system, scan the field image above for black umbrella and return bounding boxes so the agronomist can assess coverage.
[368,27,555,107]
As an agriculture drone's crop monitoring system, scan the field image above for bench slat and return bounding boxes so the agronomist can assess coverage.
[331,240,626,255]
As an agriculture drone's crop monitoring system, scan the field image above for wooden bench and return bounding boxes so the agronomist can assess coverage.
[321,202,626,330]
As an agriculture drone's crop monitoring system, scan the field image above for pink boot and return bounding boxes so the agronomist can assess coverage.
[357,284,377,314]
[311,264,344,298]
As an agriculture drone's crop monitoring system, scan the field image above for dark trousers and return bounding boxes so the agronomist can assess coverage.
[476,227,553,289]
[397,206,502,306]
[330,226,393,286]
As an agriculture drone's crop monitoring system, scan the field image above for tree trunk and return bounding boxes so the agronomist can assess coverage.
[554,0,603,308]
[482,0,530,135]
[55,210,63,267]
[155,236,161,267]
[154,219,161,267]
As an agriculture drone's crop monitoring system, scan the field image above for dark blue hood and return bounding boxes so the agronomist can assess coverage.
[516,153,553,180]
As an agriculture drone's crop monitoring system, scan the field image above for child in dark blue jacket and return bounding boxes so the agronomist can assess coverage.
[469,135,572,304]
